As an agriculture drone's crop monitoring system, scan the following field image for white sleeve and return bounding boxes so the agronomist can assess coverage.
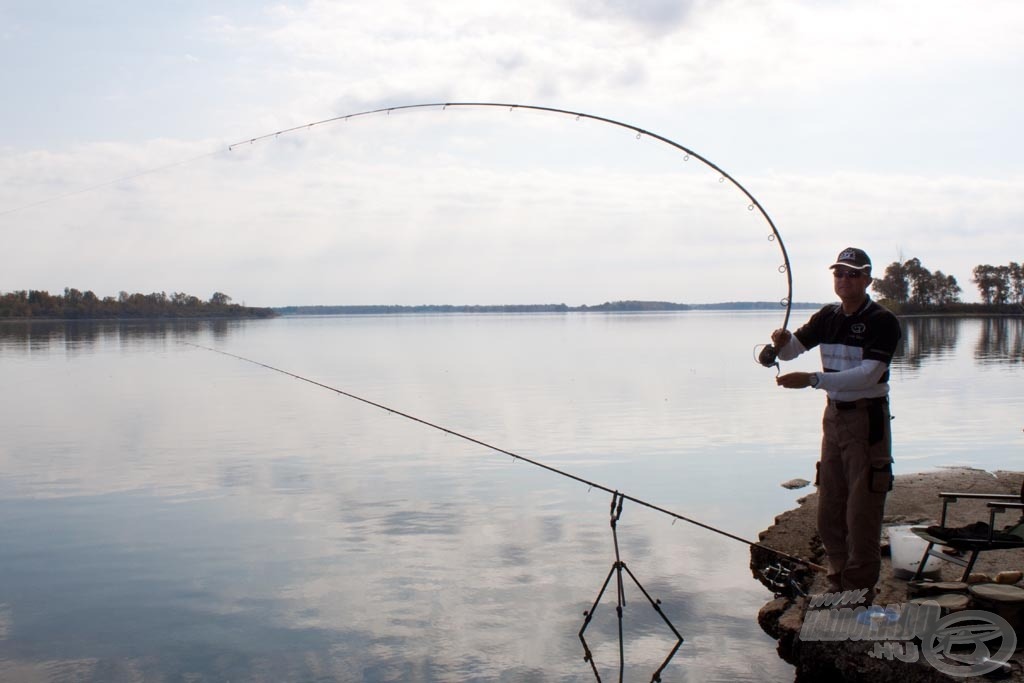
[776,335,806,361]
[815,360,889,392]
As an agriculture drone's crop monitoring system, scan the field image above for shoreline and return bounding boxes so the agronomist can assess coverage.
[0,314,275,323]
[751,467,1024,681]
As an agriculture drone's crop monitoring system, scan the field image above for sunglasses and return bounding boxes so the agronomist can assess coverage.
[833,270,865,279]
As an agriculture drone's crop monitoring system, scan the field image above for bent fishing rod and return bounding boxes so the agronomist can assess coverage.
[185,341,824,574]
[228,101,795,341]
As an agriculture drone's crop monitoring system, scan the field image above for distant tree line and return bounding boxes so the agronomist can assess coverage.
[275,301,823,316]
[276,303,573,315]
[0,288,276,319]
[872,258,1023,312]
[577,300,818,312]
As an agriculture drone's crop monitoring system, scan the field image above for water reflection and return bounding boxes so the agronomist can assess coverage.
[975,317,1024,364]
[0,318,246,354]
[891,315,1024,371]
[892,316,961,370]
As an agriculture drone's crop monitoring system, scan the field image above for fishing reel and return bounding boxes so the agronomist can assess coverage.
[760,559,808,598]
[754,342,780,374]
[757,343,778,368]
[756,328,789,373]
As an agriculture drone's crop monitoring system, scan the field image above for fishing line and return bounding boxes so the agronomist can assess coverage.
[0,150,222,218]
[184,340,824,574]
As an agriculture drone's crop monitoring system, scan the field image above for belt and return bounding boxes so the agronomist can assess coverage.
[827,396,888,411]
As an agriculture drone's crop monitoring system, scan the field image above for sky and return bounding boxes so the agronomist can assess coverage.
[1,0,1022,307]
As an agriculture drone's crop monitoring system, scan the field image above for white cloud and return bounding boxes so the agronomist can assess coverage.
[206,0,1024,113]
[1,0,1022,305]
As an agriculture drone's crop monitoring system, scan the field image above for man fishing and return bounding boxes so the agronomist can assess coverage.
[770,247,902,602]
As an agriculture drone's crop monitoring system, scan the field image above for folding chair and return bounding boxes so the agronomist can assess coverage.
[910,487,1024,582]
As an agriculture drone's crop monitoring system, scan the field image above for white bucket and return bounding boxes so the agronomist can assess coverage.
[888,525,942,579]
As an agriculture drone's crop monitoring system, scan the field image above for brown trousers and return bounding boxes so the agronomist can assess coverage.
[817,400,893,595]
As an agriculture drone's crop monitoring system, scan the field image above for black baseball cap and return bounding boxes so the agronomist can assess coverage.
[829,247,872,271]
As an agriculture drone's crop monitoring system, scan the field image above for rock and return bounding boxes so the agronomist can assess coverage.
[906,580,968,597]
[781,478,811,490]
[971,583,1024,604]
[776,599,806,634]
[968,572,992,584]
[756,597,790,640]
[996,570,1024,584]
[910,592,970,613]
[969,583,1024,645]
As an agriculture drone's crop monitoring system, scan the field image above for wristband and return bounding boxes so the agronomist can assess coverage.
[809,372,819,388]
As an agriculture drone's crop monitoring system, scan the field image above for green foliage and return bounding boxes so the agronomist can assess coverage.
[872,258,962,306]
[972,263,1023,305]
[0,288,275,319]
[872,261,911,304]
[871,257,1024,313]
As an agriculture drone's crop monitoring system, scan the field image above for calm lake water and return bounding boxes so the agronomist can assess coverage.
[1,311,1021,682]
